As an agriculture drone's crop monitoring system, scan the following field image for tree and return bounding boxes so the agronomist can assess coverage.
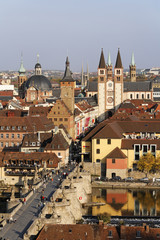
[153,154,160,173]
[138,153,155,176]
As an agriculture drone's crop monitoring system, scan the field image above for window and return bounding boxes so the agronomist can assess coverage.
[134,144,140,160]
[6,126,9,130]
[96,139,100,144]
[130,94,133,99]
[32,142,36,146]
[11,142,14,147]
[1,134,3,139]
[100,77,104,81]
[58,152,61,156]
[136,94,139,99]
[108,230,112,237]
[12,126,15,130]
[116,70,120,74]
[17,134,20,138]
[49,161,53,165]
[12,134,14,139]
[1,126,4,130]
[150,144,156,157]
[64,118,68,121]
[117,77,120,81]
[17,142,19,146]
[112,159,115,164]
[18,126,21,130]
[142,144,148,155]
[136,230,141,238]
[23,126,26,130]
[6,142,9,147]
[96,159,100,163]
[54,118,57,121]
[6,134,9,139]
[108,139,111,144]
[100,70,104,74]
[96,149,100,154]
[142,94,144,99]
[1,142,3,147]
[147,94,150,99]
[25,142,28,146]
[59,118,63,121]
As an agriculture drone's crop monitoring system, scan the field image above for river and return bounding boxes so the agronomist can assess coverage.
[90,188,160,217]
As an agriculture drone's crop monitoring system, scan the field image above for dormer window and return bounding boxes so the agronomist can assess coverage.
[12,126,15,130]
[23,126,26,130]
[25,142,28,146]
[37,142,40,146]
[6,126,9,130]
[32,142,36,146]
[1,126,4,130]
[18,126,21,130]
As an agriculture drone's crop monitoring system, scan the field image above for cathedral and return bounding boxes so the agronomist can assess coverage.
[18,55,53,102]
[97,49,159,121]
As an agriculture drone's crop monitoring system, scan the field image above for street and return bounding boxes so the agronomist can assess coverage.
[0,165,74,240]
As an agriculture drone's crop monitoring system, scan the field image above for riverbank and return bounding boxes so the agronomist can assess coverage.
[92,181,160,189]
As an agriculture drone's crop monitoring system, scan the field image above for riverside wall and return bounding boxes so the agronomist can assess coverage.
[23,166,92,240]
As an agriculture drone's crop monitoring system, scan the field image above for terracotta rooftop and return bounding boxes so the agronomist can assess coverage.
[45,132,69,150]
[0,152,59,167]
[121,139,160,150]
[106,147,127,159]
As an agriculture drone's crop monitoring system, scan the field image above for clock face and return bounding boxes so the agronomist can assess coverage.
[107,97,113,103]
[108,82,112,87]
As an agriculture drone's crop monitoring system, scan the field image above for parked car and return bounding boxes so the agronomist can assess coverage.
[124,177,134,182]
[139,177,149,182]
[100,176,108,181]
[110,176,121,181]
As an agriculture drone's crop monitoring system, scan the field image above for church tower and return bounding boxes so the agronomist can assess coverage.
[106,52,114,111]
[114,48,123,110]
[130,52,136,82]
[60,57,75,115]
[35,54,42,75]
[98,49,107,121]
[18,54,27,98]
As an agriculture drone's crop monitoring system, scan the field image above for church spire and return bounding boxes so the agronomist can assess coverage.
[107,52,112,67]
[81,62,84,86]
[62,56,75,82]
[19,53,26,75]
[131,52,136,66]
[115,48,123,68]
[99,48,106,68]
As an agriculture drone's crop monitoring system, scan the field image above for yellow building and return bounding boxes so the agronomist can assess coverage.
[82,119,160,177]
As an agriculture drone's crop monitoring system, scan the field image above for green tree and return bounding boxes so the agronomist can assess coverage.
[153,154,160,173]
[138,153,155,176]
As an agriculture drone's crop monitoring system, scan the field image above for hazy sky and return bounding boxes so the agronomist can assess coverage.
[0,0,160,71]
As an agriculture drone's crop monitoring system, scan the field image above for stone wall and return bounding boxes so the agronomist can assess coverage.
[82,162,101,176]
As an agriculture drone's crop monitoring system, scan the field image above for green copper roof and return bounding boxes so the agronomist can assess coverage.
[19,54,26,74]
[107,52,112,66]
[131,52,136,66]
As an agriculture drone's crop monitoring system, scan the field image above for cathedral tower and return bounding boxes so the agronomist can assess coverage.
[60,57,75,115]
[114,48,123,110]
[98,49,107,121]
[106,52,114,111]
[18,54,27,98]
[130,52,136,82]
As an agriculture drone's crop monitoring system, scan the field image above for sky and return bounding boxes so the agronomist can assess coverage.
[0,0,160,72]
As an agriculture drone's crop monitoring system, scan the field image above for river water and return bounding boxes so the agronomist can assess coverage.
[90,188,160,217]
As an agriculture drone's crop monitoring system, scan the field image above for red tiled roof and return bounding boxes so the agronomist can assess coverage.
[106,147,127,159]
